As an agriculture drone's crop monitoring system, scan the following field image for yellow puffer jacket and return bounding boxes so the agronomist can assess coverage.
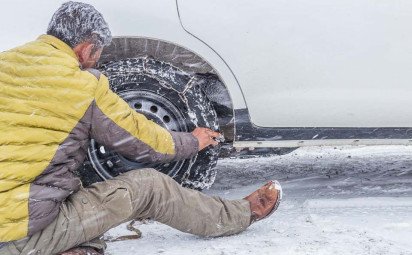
[0,35,198,242]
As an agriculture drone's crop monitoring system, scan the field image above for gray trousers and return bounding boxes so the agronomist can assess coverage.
[0,169,251,255]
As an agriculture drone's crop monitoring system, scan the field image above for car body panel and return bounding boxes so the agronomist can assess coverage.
[178,0,412,128]
[2,0,412,147]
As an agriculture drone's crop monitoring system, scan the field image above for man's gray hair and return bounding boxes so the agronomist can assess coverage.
[47,1,112,49]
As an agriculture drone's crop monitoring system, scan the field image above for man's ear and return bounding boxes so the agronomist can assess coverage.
[73,42,95,66]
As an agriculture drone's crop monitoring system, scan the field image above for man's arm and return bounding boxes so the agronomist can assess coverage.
[90,74,199,163]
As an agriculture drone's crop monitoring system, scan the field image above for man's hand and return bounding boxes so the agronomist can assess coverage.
[191,127,221,151]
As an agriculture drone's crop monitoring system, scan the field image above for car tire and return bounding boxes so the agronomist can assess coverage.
[77,57,220,190]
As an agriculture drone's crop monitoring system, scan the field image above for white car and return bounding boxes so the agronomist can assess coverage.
[2,0,412,189]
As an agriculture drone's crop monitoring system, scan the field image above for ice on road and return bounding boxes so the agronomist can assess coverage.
[106,146,412,255]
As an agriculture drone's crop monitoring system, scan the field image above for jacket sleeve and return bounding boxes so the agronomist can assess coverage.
[90,73,199,163]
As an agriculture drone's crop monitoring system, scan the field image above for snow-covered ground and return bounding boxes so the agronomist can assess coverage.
[106,146,412,255]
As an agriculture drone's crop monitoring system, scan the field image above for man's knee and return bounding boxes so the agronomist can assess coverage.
[137,168,179,190]
[118,168,173,186]
[111,168,167,198]
[134,168,163,178]
[119,168,159,178]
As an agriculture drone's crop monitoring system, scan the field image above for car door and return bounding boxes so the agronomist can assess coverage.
[177,0,412,131]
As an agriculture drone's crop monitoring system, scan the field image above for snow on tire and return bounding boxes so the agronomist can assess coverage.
[79,57,220,190]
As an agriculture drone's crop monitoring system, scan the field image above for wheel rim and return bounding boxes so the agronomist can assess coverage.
[88,88,188,180]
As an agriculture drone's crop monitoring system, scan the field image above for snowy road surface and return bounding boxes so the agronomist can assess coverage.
[106,146,412,255]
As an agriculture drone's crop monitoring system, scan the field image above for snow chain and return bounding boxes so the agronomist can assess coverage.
[105,220,142,242]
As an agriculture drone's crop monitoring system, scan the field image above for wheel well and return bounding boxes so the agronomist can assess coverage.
[98,37,235,141]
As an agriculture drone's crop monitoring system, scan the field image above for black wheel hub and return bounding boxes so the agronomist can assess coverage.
[88,88,188,180]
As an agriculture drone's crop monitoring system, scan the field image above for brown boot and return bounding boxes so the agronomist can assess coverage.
[244,180,283,223]
[58,247,103,255]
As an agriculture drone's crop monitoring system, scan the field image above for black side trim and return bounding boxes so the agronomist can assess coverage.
[235,108,412,141]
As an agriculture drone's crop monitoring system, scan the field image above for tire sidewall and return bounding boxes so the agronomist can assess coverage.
[101,58,220,189]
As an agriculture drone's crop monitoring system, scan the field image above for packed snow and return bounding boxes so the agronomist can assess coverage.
[105,145,412,255]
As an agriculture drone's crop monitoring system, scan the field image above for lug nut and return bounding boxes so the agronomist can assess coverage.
[106,160,114,168]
